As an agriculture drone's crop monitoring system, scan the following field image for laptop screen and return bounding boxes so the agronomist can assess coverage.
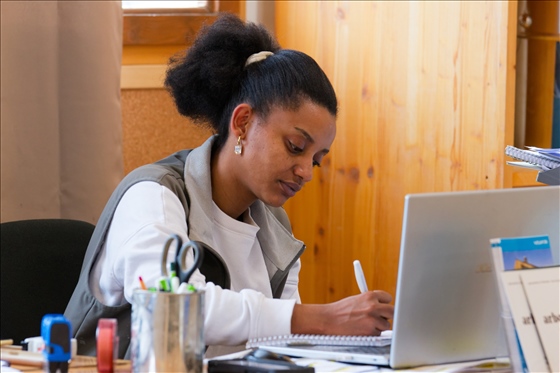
[390,186,560,368]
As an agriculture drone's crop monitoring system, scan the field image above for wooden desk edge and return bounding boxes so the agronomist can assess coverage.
[1,347,130,372]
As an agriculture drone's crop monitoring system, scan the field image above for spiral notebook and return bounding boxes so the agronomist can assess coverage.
[247,332,392,348]
[505,145,560,170]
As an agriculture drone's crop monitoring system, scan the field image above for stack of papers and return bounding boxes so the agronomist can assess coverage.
[505,146,560,171]
[505,146,560,185]
[205,349,511,373]
[293,357,511,372]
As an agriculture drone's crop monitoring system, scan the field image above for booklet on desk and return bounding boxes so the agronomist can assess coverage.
[519,266,560,373]
[490,235,556,373]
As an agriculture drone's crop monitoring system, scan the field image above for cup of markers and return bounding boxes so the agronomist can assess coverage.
[139,263,198,294]
[130,278,204,373]
[130,235,206,373]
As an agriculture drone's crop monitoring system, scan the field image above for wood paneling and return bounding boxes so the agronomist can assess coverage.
[523,1,559,148]
[123,45,186,65]
[276,1,515,304]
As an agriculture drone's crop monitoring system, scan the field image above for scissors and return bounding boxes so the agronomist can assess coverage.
[160,234,205,285]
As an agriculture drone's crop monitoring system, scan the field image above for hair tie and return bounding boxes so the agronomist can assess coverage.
[245,51,274,67]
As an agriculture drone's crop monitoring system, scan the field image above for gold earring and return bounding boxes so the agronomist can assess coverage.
[234,136,242,155]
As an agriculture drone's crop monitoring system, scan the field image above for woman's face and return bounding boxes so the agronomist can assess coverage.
[241,100,336,207]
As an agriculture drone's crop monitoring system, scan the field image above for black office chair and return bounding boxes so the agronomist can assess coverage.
[0,219,95,344]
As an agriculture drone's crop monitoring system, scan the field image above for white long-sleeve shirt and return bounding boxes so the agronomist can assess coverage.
[90,180,301,356]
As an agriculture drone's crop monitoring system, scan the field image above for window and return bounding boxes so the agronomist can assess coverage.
[122,0,241,45]
[122,1,207,11]
[121,0,242,89]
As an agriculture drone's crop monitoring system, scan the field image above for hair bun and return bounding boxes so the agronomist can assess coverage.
[164,14,280,131]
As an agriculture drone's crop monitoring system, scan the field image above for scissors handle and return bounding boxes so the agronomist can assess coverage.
[175,241,205,284]
[160,234,183,277]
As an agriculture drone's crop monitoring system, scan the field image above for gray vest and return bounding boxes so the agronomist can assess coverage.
[64,150,304,358]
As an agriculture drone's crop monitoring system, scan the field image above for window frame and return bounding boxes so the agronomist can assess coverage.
[123,0,242,45]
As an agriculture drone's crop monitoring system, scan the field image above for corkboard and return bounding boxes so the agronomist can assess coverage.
[121,89,213,174]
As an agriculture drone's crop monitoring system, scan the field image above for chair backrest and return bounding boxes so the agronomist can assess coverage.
[0,219,95,344]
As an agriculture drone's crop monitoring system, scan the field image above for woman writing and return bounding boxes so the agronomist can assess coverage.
[65,13,394,358]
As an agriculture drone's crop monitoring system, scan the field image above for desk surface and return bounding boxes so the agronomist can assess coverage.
[2,346,511,373]
[1,346,130,373]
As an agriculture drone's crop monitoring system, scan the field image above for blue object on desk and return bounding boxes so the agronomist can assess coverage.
[41,314,71,373]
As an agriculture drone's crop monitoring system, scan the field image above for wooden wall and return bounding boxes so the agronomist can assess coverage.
[276,1,516,304]
[523,0,559,147]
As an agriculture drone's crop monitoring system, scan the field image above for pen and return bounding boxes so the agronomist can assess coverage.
[353,260,369,293]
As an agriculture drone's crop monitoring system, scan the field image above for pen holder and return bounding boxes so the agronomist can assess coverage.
[130,289,205,373]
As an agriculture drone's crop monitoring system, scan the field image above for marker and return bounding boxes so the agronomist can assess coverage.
[158,277,170,292]
[169,263,180,293]
[138,276,147,291]
[177,282,197,294]
[353,260,369,293]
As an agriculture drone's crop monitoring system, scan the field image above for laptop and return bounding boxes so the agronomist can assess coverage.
[260,186,560,368]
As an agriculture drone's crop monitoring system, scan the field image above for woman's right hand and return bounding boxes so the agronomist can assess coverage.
[291,290,394,336]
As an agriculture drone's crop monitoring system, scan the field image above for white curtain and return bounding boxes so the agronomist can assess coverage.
[1,1,123,224]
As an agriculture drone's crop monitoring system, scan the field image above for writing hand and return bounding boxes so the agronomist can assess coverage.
[291,290,394,336]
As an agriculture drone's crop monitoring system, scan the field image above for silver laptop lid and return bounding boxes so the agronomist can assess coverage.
[390,186,560,368]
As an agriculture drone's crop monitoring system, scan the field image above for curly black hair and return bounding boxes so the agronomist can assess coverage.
[164,13,338,151]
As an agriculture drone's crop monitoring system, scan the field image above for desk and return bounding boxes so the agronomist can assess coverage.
[204,349,511,373]
[1,347,130,373]
[2,346,510,373]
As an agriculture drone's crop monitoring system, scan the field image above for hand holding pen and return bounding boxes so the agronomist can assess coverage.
[351,259,394,333]
[353,260,369,293]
